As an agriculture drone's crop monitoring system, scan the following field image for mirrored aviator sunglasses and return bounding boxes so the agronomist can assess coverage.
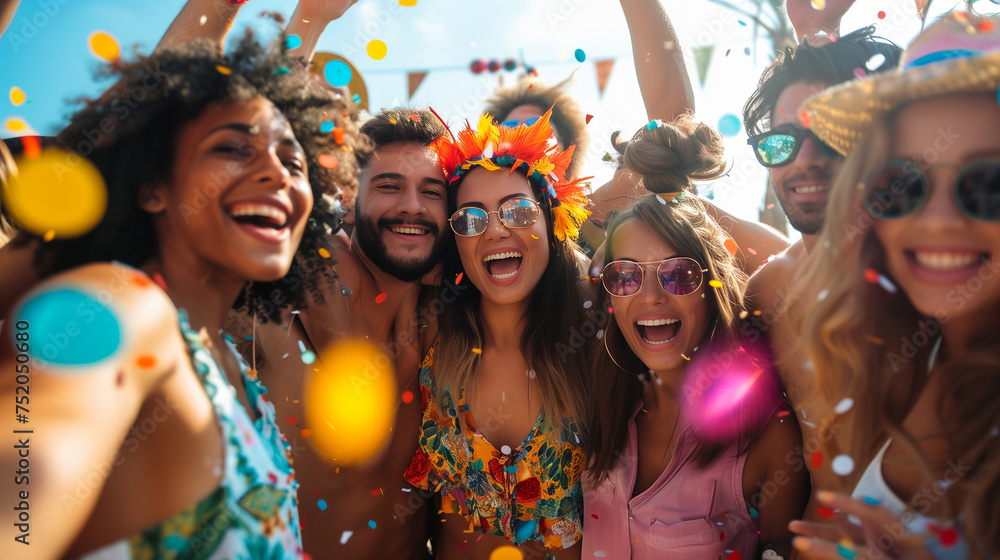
[601,257,707,297]
[864,159,1000,222]
[747,126,839,167]
[449,197,541,237]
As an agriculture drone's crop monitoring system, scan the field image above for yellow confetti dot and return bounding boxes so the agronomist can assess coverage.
[489,546,523,560]
[753,310,762,316]
[4,148,108,238]
[399,0,417,5]
[472,348,482,355]
[5,117,27,132]
[305,339,396,465]
[811,0,826,9]
[367,40,388,60]
[88,31,120,61]
[9,87,26,106]
[42,230,55,242]
[708,279,723,289]
[739,310,748,319]
[318,247,331,258]
[389,118,397,124]
[216,65,232,75]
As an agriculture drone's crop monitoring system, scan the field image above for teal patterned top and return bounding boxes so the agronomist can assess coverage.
[79,309,302,560]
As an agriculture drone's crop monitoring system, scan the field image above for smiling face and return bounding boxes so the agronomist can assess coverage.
[454,167,550,307]
[874,94,1000,325]
[769,81,843,235]
[352,141,449,282]
[149,96,311,282]
[608,219,711,374]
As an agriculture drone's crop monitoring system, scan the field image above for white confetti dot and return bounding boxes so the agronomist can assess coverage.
[596,329,604,340]
[583,300,593,309]
[501,445,512,455]
[817,289,829,301]
[297,340,306,352]
[832,454,855,476]
[803,360,813,371]
[594,553,606,558]
[199,15,207,25]
[527,369,536,379]
[866,53,886,71]
[340,530,353,544]
[877,274,897,293]
[834,398,854,414]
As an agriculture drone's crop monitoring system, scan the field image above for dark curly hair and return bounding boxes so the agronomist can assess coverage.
[357,108,448,165]
[743,26,902,137]
[39,26,369,322]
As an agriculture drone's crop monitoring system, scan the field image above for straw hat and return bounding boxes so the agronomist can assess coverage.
[802,12,1000,156]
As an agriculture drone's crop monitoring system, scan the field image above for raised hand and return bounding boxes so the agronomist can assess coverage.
[293,0,360,25]
[785,0,857,42]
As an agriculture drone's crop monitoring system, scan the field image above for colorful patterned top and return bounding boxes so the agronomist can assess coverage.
[79,309,302,560]
[404,344,584,549]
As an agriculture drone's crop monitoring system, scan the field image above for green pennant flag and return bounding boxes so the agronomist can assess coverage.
[693,45,715,88]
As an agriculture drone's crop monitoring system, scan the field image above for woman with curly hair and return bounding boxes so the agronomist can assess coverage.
[789,12,1000,560]
[584,116,808,559]
[0,29,359,558]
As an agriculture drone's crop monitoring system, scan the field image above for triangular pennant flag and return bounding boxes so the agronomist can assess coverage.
[594,59,615,98]
[407,71,428,101]
[693,46,715,88]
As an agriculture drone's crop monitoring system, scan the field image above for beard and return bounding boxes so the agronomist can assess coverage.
[354,211,448,282]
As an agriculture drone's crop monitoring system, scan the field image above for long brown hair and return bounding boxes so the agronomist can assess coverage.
[433,170,592,433]
[586,115,751,484]
[797,104,1000,557]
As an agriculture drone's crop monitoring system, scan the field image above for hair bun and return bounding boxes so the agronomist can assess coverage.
[613,114,728,195]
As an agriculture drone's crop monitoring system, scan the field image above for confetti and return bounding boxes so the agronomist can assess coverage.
[301,428,312,437]
[215,65,232,75]
[811,451,822,469]
[273,67,291,75]
[853,67,867,80]
[746,247,757,255]
[20,135,40,159]
[837,543,856,559]
[739,311,748,319]
[723,238,738,256]
[137,356,156,369]
[728,552,741,560]
[596,329,604,339]
[368,520,377,529]
[738,20,747,26]
[811,0,825,8]
[748,507,758,518]
[89,31,120,61]
[402,390,414,403]
[317,154,339,169]
[817,506,837,518]
[743,47,751,56]
[333,127,345,144]
[6,148,108,238]
[646,120,659,130]
[301,350,316,364]
[866,53,886,71]
[500,445,512,455]
[718,114,741,137]
[340,530,353,544]
[285,417,299,424]
[42,230,55,242]
[834,397,854,414]
[591,514,599,519]
[399,0,417,5]
[318,499,328,511]
[861,496,880,505]
[324,60,352,87]
[15,290,121,365]
[353,94,361,104]
[583,300,592,309]
[9,87,25,106]
[877,11,886,19]
[832,454,855,476]
[938,528,959,547]
[375,293,388,304]
[455,272,463,284]
[585,114,594,124]
[818,289,829,301]
[199,15,207,25]
[410,113,420,122]
[286,34,302,49]
[319,247,331,258]
[863,268,880,284]
[574,48,586,62]
[472,348,483,354]
[490,546,523,560]
[766,203,775,209]
[708,279,723,289]
[4,117,25,131]
[367,40,387,60]
[798,108,812,128]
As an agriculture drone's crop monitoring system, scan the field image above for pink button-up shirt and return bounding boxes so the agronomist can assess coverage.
[583,404,760,559]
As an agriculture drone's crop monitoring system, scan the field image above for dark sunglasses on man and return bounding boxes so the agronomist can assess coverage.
[747,124,840,168]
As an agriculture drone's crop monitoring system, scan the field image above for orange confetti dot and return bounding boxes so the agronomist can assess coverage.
[216,65,232,75]
[375,293,388,304]
[410,114,420,122]
[401,390,414,403]
[89,31,120,61]
[978,19,995,32]
[472,348,483,354]
[130,273,153,288]
[723,238,738,256]
[42,230,55,242]
[136,355,156,369]
[300,428,312,437]
[798,108,812,128]
[455,272,463,285]
[318,247,331,258]
[332,127,345,145]
[21,135,41,159]
[318,154,339,169]
[864,268,881,284]
[389,118,398,124]
[9,87,25,106]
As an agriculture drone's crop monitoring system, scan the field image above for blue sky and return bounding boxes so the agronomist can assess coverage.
[1,0,989,224]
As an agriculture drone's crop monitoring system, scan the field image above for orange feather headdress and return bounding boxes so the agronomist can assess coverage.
[429,106,592,242]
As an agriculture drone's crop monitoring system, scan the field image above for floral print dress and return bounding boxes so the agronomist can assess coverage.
[404,344,584,549]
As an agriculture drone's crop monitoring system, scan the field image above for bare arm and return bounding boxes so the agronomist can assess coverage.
[784,0,857,44]
[154,0,242,54]
[619,0,695,120]
[0,0,20,38]
[285,0,359,63]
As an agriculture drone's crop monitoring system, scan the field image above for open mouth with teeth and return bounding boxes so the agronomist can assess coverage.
[635,318,680,346]
[389,225,428,237]
[790,185,829,195]
[482,250,523,280]
[909,250,984,271]
[228,202,290,242]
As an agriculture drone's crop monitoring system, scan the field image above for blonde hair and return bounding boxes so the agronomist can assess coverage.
[797,108,1000,557]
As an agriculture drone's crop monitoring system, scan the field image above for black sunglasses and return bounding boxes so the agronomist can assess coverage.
[864,159,1000,222]
[747,125,840,168]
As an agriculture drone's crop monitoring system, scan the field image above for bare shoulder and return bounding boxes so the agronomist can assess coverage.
[746,241,803,311]
[744,408,806,491]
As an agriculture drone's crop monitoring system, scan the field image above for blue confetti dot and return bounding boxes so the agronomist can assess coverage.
[286,34,302,49]
[301,350,316,364]
[738,20,747,26]
[862,496,881,505]
[744,47,751,56]
[318,499,327,511]
[352,93,361,104]
[324,60,353,87]
[273,67,291,75]
[718,114,742,137]
[837,544,856,559]
[16,289,121,366]
[749,507,759,518]
[368,519,377,529]
[646,120,659,130]
[320,121,334,133]
[574,48,586,63]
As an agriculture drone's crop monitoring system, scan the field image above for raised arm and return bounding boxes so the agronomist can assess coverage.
[154,0,242,54]
[285,0,359,63]
[620,0,695,120]
[784,0,857,44]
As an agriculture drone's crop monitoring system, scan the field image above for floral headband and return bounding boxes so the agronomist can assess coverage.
[429,106,592,242]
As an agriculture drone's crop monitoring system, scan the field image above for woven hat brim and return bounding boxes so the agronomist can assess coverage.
[803,51,1000,156]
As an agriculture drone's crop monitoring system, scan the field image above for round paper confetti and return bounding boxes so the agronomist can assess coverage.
[834,397,854,414]
[324,60,353,87]
[318,499,328,511]
[811,0,825,9]
[938,528,959,547]
[500,445,512,455]
[717,114,742,137]
[748,507,758,518]
[583,300,593,309]
[399,0,417,5]
[136,356,156,369]
[743,47,751,56]
[367,40,387,60]
[5,117,27,132]
[489,546,523,560]
[305,340,397,465]
[455,272,464,285]
[320,121,334,133]
[9,87,25,106]
[300,428,312,437]
[708,279,723,289]
[375,293,388,304]
[215,65,232,75]
[866,53,886,71]
[723,238,738,256]
[837,543,856,559]
[16,289,121,365]
[811,450,822,469]
[831,454,855,476]
[317,154,339,169]
[4,148,108,238]
[319,247,331,258]
[574,48,586,62]
[286,34,302,49]
[301,350,316,364]
[401,390,414,404]
[89,31,120,61]
[368,519,377,529]
[877,10,886,19]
